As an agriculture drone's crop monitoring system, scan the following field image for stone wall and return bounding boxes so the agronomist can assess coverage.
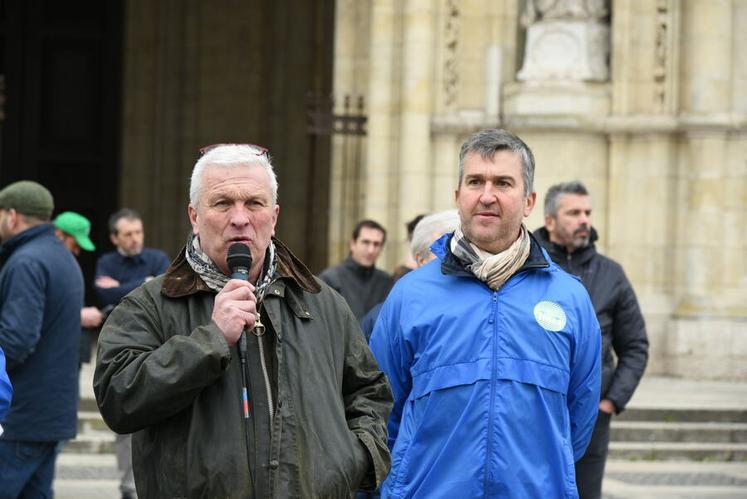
[332,0,747,379]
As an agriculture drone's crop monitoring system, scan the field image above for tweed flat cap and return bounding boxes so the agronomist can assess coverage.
[0,180,54,219]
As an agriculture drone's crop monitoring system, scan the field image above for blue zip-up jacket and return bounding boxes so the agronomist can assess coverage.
[370,233,601,499]
[0,224,84,441]
[0,345,11,423]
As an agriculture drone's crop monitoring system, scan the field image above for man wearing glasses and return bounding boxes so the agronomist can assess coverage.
[94,144,392,498]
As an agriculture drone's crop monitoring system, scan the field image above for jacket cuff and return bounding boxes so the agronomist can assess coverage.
[354,430,388,490]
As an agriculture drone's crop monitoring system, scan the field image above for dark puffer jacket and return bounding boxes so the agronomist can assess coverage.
[94,238,392,498]
[534,227,648,412]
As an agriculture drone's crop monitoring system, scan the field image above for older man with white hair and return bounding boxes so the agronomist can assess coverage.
[94,144,392,498]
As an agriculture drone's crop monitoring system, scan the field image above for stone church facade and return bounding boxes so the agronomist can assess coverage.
[329,0,746,380]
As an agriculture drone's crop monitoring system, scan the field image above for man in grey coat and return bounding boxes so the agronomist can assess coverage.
[535,180,649,499]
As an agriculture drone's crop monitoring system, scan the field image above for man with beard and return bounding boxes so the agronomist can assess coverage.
[370,129,601,498]
[535,180,649,499]
[0,181,84,497]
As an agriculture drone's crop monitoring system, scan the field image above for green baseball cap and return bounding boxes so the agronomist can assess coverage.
[53,211,96,252]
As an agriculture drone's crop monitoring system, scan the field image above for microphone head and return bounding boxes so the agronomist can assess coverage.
[227,243,252,274]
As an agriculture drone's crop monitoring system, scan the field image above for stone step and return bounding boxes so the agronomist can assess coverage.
[618,407,747,423]
[63,429,116,454]
[608,441,747,461]
[78,397,99,413]
[55,453,118,480]
[77,410,110,433]
[611,421,747,444]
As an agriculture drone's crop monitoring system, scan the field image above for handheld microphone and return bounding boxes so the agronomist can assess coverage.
[227,243,252,281]
[227,242,253,421]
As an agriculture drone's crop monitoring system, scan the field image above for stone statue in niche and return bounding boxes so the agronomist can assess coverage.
[518,0,611,82]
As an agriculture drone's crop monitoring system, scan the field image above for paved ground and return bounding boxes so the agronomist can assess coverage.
[54,370,747,498]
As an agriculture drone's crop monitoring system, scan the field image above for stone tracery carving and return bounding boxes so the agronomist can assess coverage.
[653,0,670,112]
[443,0,460,109]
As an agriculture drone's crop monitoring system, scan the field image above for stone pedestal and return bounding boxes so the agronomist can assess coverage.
[518,20,610,82]
[503,81,610,116]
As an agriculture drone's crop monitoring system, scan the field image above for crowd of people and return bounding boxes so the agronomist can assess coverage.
[0,128,648,499]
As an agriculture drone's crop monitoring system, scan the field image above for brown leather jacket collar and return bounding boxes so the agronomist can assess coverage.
[161,237,321,298]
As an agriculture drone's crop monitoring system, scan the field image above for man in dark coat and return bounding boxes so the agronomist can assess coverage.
[319,220,393,320]
[94,144,392,498]
[0,181,84,497]
[535,180,649,499]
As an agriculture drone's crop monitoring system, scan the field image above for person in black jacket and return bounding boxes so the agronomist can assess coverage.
[535,180,649,499]
[319,220,393,320]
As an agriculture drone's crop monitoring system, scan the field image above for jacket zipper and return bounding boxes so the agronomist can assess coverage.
[483,289,499,494]
[254,310,274,422]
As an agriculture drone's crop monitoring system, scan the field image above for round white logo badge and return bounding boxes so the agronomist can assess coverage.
[533,301,567,332]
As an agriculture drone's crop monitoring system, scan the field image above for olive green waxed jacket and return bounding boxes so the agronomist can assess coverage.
[93,239,393,498]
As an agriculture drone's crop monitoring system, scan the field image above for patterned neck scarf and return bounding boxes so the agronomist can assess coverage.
[450,224,531,290]
[185,234,277,303]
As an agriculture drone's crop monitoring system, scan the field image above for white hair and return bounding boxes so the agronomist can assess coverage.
[410,209,460,260]
[190,144,278,207]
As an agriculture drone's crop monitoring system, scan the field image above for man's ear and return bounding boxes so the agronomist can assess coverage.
[523,191,537,218]
[544,214,556,232]
[188,204,199,236]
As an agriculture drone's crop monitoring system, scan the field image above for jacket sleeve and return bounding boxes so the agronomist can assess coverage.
[606,271,648,412]
[567,293,602,461]
[340,301,393,490]
[93,285,231,434]
[369,293,412,451]
[0,346,12,421]
[0,260,47,370]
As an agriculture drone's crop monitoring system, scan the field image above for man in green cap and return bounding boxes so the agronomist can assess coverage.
[53,210,96,256]
[53,211,105,365]
[0,180,85,497]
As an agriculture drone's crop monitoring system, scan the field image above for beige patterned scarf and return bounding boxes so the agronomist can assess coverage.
[450,224,531,290]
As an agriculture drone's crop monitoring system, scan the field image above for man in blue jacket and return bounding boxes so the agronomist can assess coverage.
[95,207,170,499]
[370,129,601,498]
[0,181,84,498]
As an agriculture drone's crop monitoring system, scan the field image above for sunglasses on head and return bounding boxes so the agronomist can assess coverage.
[198,143,269,157]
